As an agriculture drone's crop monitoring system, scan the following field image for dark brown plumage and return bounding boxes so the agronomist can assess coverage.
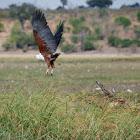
[32,10,64,75]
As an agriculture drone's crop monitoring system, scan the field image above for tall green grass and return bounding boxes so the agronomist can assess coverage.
[0,57,140,139]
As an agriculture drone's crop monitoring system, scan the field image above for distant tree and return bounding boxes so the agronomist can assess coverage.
[130,2,140,8]
[121,3,140,8]
[56,6,63,10]
[60,0,67,8]
[9,3,36,29]
[86,0,113,8]
[78,6,86,9]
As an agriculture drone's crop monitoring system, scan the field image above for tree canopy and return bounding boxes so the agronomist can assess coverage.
[60,0,67,8]
[86,0,113,8]
[9,3,36,29]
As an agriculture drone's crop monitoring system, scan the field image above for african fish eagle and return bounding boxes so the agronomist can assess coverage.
[32,10,64,76]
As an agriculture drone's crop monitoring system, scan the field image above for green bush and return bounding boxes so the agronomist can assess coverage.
[72,29,80,34]
[3,22,37,51]
[98,8,109,18]
[69,18,89,34]
[88,30,92,35]
[61,44,77,53]
[115,16,131,28]
[133,25,140,39]
[108,36,140,48]
[94,27,104,40]
[91,21,98,27]
[22,45,27,52]
[80,16,86,22]
[2,23,25,50]
[70,35,78,43]
[0,10,10,18]
[10,23,28,48]
[0,12,4,18]
[11,23,38,48]
[121,39,132,48]
[69,18,83,34]
[66,26,71,32]
[137,11,140,22]
[69,18,82,28]
[108,36,122,47]
[94,27,100,35]
[84,41,96,51]
[27,33,37,47]
[0,22,4,31]
[2,39,13,51]
[60,37,65,44]
[86,35,97,41]
[132,40,140,47]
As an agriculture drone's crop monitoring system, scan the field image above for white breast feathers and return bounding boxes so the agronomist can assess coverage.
[35,53,45,61]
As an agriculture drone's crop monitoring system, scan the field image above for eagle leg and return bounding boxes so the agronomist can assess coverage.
[46,69,49,75]
[51,69,53,76]
[45,58,51,76]
[50,61,55,76]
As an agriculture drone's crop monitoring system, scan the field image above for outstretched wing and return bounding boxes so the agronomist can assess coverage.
[32,10,57,57]
[54,21,65,46]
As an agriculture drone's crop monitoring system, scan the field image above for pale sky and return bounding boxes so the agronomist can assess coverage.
[0,0,140,9]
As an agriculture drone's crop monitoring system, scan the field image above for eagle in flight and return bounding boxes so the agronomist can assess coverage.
[32,10,64,76]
